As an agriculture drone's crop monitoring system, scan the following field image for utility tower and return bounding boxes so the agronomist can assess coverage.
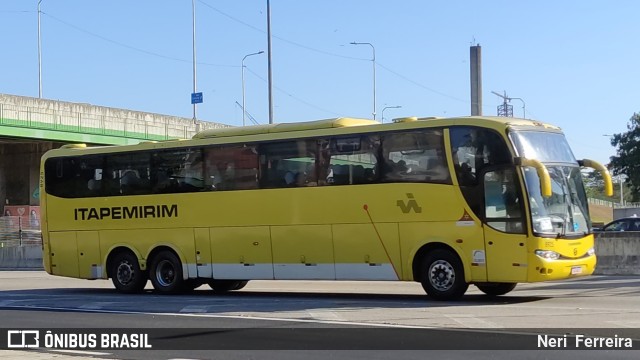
[491,91,514,117]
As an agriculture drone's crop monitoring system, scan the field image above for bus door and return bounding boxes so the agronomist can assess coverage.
[481,167,528,282]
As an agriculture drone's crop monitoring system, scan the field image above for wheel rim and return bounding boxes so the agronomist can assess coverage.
[429,259,455,292]
[116,261,135,286]
[155,259,176,287]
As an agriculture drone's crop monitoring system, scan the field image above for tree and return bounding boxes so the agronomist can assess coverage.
[583,168,629,203]
[608,112,640,202]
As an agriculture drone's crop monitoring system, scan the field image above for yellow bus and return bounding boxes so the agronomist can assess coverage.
[40,116,613,300]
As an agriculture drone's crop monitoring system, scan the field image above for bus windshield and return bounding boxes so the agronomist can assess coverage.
[510,130,590,237]
[510,130,576,163]
[522,166,591,237]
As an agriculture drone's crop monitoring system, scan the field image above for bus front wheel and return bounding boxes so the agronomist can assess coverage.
[208,280,248,293]
[476,283,517,296]
[110,252,147,293]
[420,249,469,301]
[149,250,185,294]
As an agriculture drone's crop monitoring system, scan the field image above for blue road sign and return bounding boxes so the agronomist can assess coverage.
[191,92,203,104]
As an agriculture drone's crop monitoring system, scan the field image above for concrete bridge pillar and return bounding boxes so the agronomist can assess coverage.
[0,142,60,208]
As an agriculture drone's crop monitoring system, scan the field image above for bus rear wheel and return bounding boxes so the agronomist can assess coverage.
[149,250,185,294]
[208,280,248,293]
[110,252,147,293]
[420,249,468,301]
[476,283,517,296]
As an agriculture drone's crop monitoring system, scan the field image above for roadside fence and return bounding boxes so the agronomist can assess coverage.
[0,216,41,248]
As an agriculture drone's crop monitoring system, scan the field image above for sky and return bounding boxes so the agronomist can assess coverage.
[1,0,639,166]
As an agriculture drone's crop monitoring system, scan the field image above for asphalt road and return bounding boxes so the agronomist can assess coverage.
[0,272,639,359]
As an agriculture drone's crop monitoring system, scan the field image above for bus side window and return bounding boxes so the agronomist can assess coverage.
[380,130,448,184]
[204,145,258,191]
[325,135,379,186]
[258,140,316,188]
[484,168,524,234]
[450,126,511,185]
[451,126,513,217]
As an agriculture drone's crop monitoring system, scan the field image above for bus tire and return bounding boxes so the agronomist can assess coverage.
[149,250,185,294]
[476,283,517,296]
[420,249,468,301]
[110,252,147,294]
[208,280,248,293]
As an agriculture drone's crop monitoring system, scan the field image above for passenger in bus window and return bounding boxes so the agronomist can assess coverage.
[303,163,318,186]
[87,179,101,195]
[458,162,476,185]
[427,158,449,182]
[120,170,141,195]
[210,162,228,190]
[363,168,376,182]
[284,171,298,186]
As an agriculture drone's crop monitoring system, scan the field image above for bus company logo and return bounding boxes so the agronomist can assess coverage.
[6,330,152,349]
[396,193,422,214]
[74,204,178,221]
[7,330,40,348]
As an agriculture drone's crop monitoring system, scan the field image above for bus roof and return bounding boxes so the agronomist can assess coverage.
[192,117,378,139]
[191,116,560,140]
[43,115,562,159]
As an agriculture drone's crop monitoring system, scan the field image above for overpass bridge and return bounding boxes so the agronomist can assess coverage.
[0,93,228,209]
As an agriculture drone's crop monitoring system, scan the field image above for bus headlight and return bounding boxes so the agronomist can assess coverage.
[587,247,595,256]
[535,250,560,260]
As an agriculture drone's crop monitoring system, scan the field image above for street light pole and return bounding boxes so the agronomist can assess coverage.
[620,176,624,206]
[192,0,197,122]
[381,105,401,123]
[242,51,264,127]
[267,0,274,124]
[37,0,43,98]
[350,42,376,120]
[511,97,526,119]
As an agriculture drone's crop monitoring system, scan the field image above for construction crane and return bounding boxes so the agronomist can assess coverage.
[235,101,260,125]
[491,91,526,118]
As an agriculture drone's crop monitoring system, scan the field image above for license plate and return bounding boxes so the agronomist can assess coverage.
[571,266,583,275]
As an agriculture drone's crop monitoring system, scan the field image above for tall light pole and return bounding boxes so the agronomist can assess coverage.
[350,42,376,120]
[37,0,43,98]
[267,0,274,124]
[242,51,264,127]
[381,105,401,123]
[511,97,526,119]
[192,0,198,122]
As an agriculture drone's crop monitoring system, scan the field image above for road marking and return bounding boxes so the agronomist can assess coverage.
[78,302,114,310]
[0,304,432,329]
[307,310,343,321]
[179,305,209,313]
[606,320,640,327]
[443,314,501,328]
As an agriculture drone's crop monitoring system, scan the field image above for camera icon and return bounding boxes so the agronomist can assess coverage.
[7,330,40,348]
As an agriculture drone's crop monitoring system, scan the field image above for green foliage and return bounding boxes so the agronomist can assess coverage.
[608,112,640,202]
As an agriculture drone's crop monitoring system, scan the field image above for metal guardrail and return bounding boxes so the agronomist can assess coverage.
[0,101,228,142]
[588,198,615,207]
[0,216,41,248]
[588,197,640,209]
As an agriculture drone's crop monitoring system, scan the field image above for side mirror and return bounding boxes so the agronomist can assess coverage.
[578,159,614,197]
[514,157,552,197]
